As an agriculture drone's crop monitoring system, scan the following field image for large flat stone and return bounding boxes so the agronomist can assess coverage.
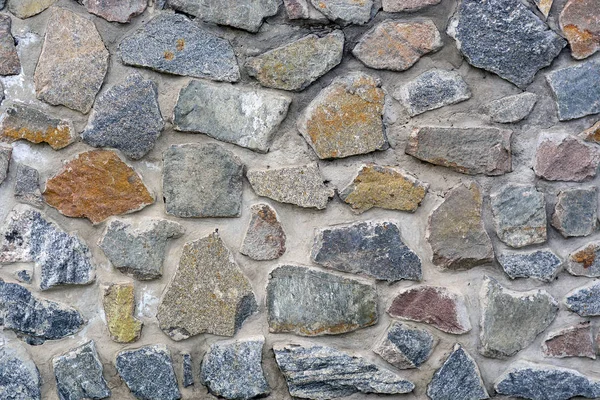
[542,322,595,359]
[534,133,600,181]
[0,14,20,75]
[565,282,600,316]
[497,249,562,282]
[560,0,600,59]
[567,241,600,277]
[14,164,43,208]
[240,203,286,261]
[82,0,146,23]
[309,0,373,24]
[481,92,538,123]
[0,341,41,399]
[103,283,143,343]
[552,187,597,237]
[374,322,437,369]
[546,60,600,120]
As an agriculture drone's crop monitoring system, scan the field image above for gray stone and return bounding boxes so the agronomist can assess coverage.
[173,80,291,153]
[119,13,239,82]
[311,221,422,282]
[82,0,147,23]
[552,187,597,237]
[447,0,566,88]
[274,343,414,399]
[534,133,600,181]
[497,249,562,282]
[383,0,441,12]
[542,322,595,359]
[481,92,538,123]
[0,14,20,76]
[566,242,600,277]
[14,164,42,208]
[283,0,327,20]
[266,265,377,336]
[309,0,373,24]
[373,322,436,369]
[7,0,55,18]
[182,353,193,388]
[163,143,243,218]
[240,203,286,261]
[0,145,9,185]
[565,282,600,316]
[0,340,41,399]
[15,269,32,284]
[82,74,164,160]
[200,337,270,400]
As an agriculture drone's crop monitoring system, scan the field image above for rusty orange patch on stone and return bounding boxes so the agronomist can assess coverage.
[2,125,73,150]
[581,121,600,143]
[176,38,185,51]
[164,51,174,60]
[563,24,599,58]
[572,246,597,268]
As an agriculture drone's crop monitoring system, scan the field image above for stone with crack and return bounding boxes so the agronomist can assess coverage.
[481,92,538,123]
[534,133,600,181]
[565,282,600,316]
[373,321,437,369]
[546,60,600,121]
[0,340,41,399]
[497,249,562,282]
[240,204,286,261]
[542,322,595,359]
[103,283,143,343]
[559,0,600,60]
[552,187,597,237]
[81,0,147,23]
[14,164,42,208]
[566,242,600,277]
[0,14,20,76]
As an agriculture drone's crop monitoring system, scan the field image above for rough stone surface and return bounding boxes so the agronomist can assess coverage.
[560,0,600,59]
[0,145,9,185]
[580,121,600,143]
[240,203,286,261]
[309,0,373,24]
[0,340,41,399]
[542,322,595,359]
[0,14,20,76]
[14,164,43,207]
[382,0,441,12]
[565,282,600,316]
[546,60,600,121]
[283,0,327,20]
[7,0,55,18]
[15,269,32,284]
[182,353,193,387]
[82,0,147,23]
[534,133,600,181]
[481,92,538,123]
[535,0,553,17]
[373,321,436,369]
[103,283,143,343]
[497,249,562,282]
[552,187,597,237]
[566,241,600,277]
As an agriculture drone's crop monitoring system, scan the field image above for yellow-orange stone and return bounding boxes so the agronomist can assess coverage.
[103,283,143,343]
[580,121,600,143]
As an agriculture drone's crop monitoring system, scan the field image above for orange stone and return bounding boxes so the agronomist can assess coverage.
[560,0,600,59]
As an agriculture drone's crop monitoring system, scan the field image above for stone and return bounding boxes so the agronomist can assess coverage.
[406,127,512,175]
[546,60,600,120]
[297,73,388,159]
[311,221,422,282]
[0,341,41,399]
[116,345,181,400]
[81,74,164,160]
[283,0,327,20]
[103,283,143,343]
[534,0,553,17]
[172,80,291,153]
[395,70,471,116]
[267,265,377,336]
[383,0,441,12]
[427,344,489,400]
[309,0,373,24]
[567,242,600,277]
[373,322,436,369]
[534,133,600,181]
[481,92,538,123]
[490,183,547,248]
[388,285,471,334]
[200,337,270,400]
[53,341,111,400]
[580,121,600,143]
[157,233,257,339]
[247,164,334,209]
[34,8,109,114]
[43,150,154,224]
[497,249,562,282]
[0,145,9,185]
[0,15,19,76]
[119,13,239,82]
[182,353,193,387]
[163,143,243,218]
[427,182,494,270]
[15,269,32,284]
[82,0,147,23]
[246,31,344,92]
[274,343,415,399]
[542,322,595,359]
[7,0,55,18]
[560,0,600,59]
[353,20,442,72]
[552,188,597,237]
[99,218,184,280]
[447,0,566,88]
[14,164,43,207]
[240,203,286,261]
[479,276,558,358]
[565,282,600,316]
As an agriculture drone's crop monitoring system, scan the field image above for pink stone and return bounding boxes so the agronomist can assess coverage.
[534,133,600,182]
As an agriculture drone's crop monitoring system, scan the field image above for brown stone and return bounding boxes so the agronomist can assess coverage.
[240,204,286,261]
[7,0,56,18]
[534,133,600,182]
[0,15,20,76]
[103,283,143,343]
[382,0,441,12]
[542,322,595,359]
[579,121,600,143]
[560,0,600,60]
[83,0,147,23]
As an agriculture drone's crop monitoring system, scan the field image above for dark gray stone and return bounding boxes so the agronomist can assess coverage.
[0,341,41,399]
[565,282,600,316]
[373,322,436,369]
[182,353,193,388]
[14,164,42,207]
[566,242,600,277]
[497,249,562,282]
[552,187,597,237]
[15,269,32,284]
[0,145,9,185]
[481,92,538,123]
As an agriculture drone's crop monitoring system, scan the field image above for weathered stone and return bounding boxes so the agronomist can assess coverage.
[34,8,109,114]
[116,345,181,400]
[309,0,373,24]
[311,221,422,282]
[298,73,387,159]
[240,203,286,261]
[267,265,377,336]
[565,282,600,316]
[119,13,239,82]
[0,14,19,75]
[552,187,597,237]
[0,341,41,399]
[82,0,147,23]
[200,337,270,400]
[534,133,600,181]
[567,242,600,277]
[0,145,9,185]
[15,269,32,284]
[163,143,243,218]
[534,0,553,17]
[53,341,111,400]
[173,80,291,153]
[247,164,334,209]
[103,283,143,344]
[447,0,566,88]
[82,74,164,160]
[542,322,595,359]
[560,0,600,59]
[7,0,55,18]
[382,0,441,12]
[406,127,512,175]
[182,353,193,387]
[373,321,436,369]
[274,343,414,399]
[246,31,344,92]
[283,0,327,20]
[99,218,184,280]
[481,92,538,123]
[157,233,257,339]
[479,276,558,358]
[580,121,600,143]
[546,60,600,120]
[427,344,489,400]
[43,150,154,224]
[497,249,562,282]
[14,164,42,207]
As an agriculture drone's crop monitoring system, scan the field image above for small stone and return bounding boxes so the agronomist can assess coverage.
[53,341,111,400]
[373,322,436,369]
[567,242,600,277]
[311,221,422,282]
[283,0,327,20]
[82,73,164,160]
[15,269,32,284]
[82,0,147,23]
[481,92,538,123]
[580,121,600,143]
[173,80,291,153]
[565,281,600,316]
[427,344,489,400]
[497,249,562,282]
[383,0,441,12]
[247,164,334,209]
[534,133,600,181]
[163,143,243,218]
[546,60,600,120]
[14,164,43,207]
[34,7,109,114]
[116,345,181,400]
[274,343,415,399]
[44,150,154,224]
[0,341,41,399]
[7,0,55,18]
[99,218,184,280]
[479,276,558,359]
[560,0,600,59]
[427,182,494,270]
[0,14,19,75]
[200,337,270,400]
[240,204,286,261]
[267,265,377,336]
[119,13,239,82]
[542,322,595,359]
[246,31,344,92]
[552,187,597,237]
[182,353,193,387]
[0,145,10,185]
[534,0,553,17]
[103,283,143,344]
[157,233,257,339]
[309,0,373,24]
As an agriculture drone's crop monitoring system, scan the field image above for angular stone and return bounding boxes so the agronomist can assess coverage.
[552,187,597,237]
[311,221,421,282]
[542,322,595,359]
[14,164,43,207]
[0,341,41,399]
[534,133,600,181]
[200,337,270,400]
[246,31,344,92]
[15,269,32,284]
[82,0,147,23]
[580,121,600,143]
[427,182,494,270]
[546,60,600,120]
[53,341,111,400]
[283,0,327,20]
[182,353,193,387]
[447,0,566,88]
[560,0,600,59]
[240,204,286,261]
[103,283,143,343]
[481,92,538,123]
[309,0,373,24]
[567,242,600,277]
[173,80,291,153]
[0,15,19,75]
[7,0,55,18]
[43,150,154,224]
[99,218,184,280]
[82,74,164,160]
[0,145,9,185]
[497,249,562,282]
[119,13,239,82]
[534,0,553,17]
[163,143,242,218]
[565,282,600,316]
[479,276,558,358]
[157,233,257,339]
[267,265,377,336]
[247,164,334,209]
[383,0,441,12]
[373,322,436,369]
[34,8,109,114]
[274,343,414,399]
[116,345,181,400]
